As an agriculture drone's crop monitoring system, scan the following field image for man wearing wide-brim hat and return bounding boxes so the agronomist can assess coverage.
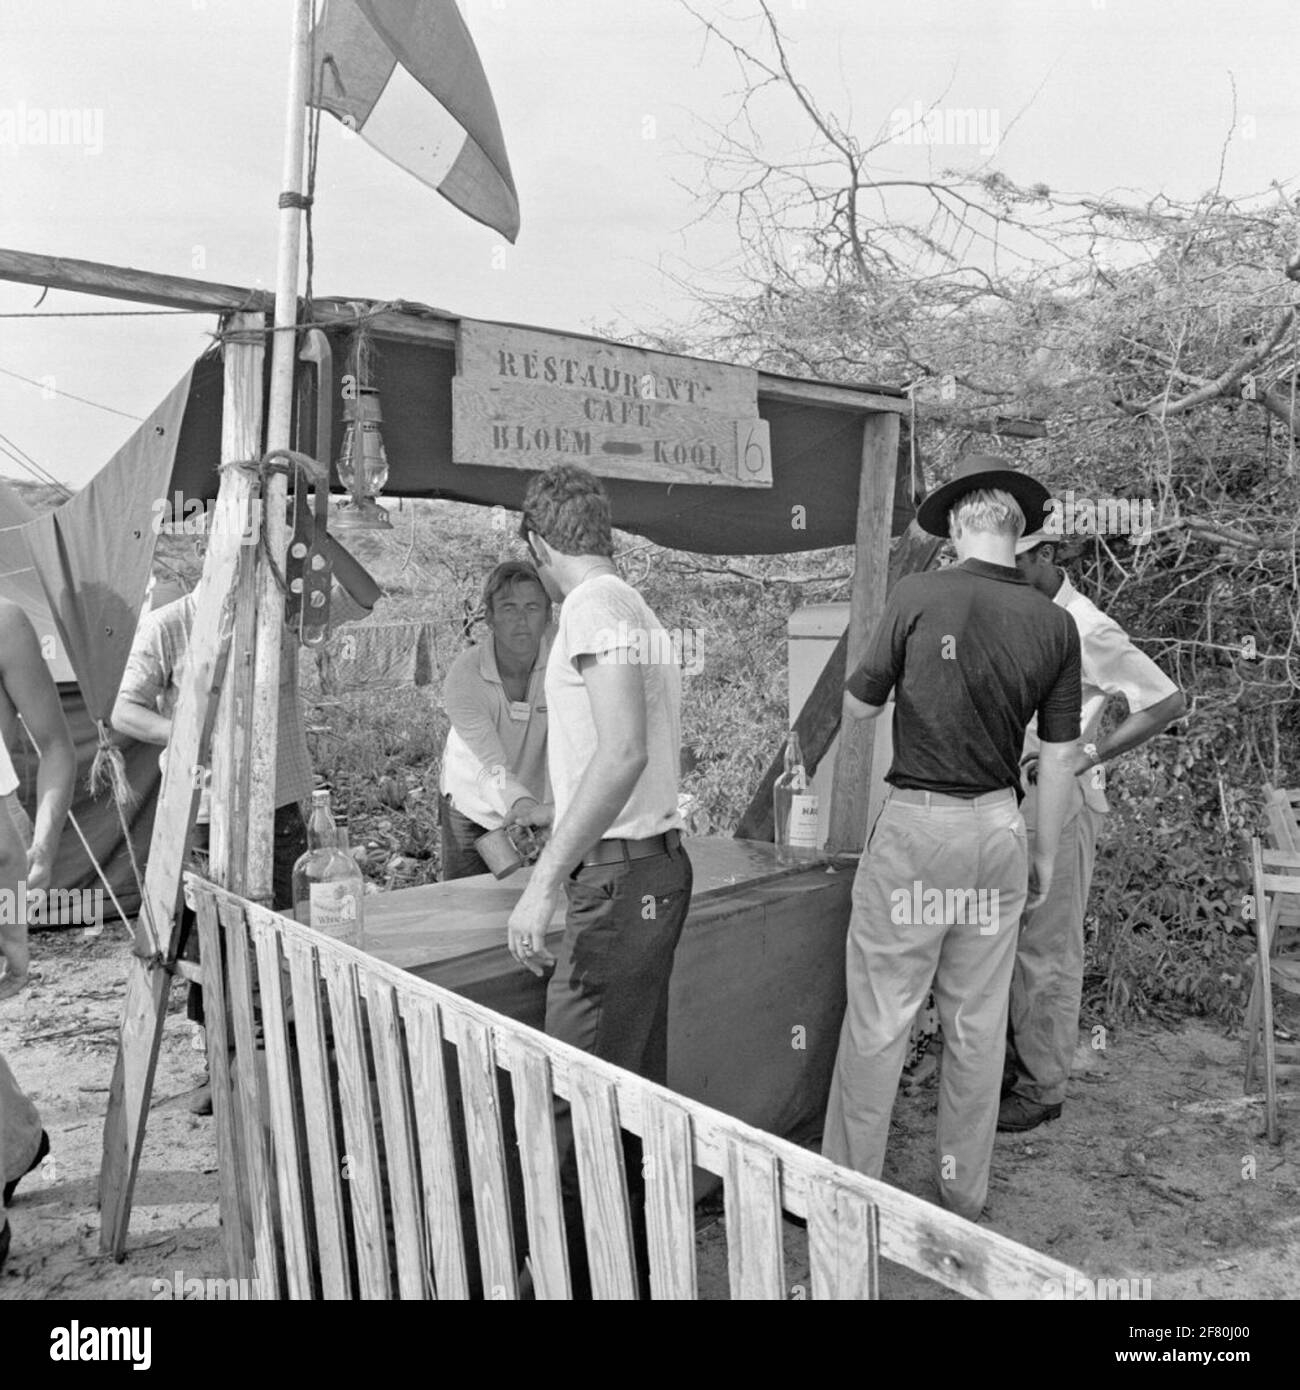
[821,454,1083,1222]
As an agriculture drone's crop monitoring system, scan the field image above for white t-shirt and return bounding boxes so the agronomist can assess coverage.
[546,572,682,841]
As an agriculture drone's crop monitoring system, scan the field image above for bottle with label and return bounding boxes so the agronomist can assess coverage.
[773,729,820,863]
[291,789,366,949]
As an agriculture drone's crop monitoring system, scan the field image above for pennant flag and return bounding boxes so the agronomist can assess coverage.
[312,0,520,242]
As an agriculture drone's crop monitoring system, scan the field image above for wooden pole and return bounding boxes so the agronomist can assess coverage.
[208,314,267,896]
[243,0,314,903]
[825,413,900,856]
[98,313,271,1258]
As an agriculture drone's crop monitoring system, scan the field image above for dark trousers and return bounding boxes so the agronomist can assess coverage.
[543,836,693,1298]
[182,800,308,1025]
[439,794,491,880]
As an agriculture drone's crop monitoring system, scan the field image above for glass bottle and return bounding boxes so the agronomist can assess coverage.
[291,789,366,948]
[773,730,819,863]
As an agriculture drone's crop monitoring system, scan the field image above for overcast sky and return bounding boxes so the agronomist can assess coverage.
[2,0,1297,489]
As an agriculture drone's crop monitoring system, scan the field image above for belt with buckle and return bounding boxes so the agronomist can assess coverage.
[580,829,681,867]
[889,787,1014,808]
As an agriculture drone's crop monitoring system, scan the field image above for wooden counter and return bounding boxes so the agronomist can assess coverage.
[364,836,853,1146]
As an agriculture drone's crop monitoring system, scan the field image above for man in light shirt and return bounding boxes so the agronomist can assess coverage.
[439,561,552,880]
[1000,531,1185,1132]
[508,464,691,1299]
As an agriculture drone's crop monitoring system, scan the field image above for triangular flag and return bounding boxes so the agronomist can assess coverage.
[312,0,520,242]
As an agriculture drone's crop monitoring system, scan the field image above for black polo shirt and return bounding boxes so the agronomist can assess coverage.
[846,558,1082,800]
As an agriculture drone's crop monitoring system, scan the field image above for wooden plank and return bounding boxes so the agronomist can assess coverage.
[321,949,392,1298]
[98,313,259,1258]
[207,311,265,894]
[568,1069,639,1300]
[403,993,471,1300]
[454,380,772,487]
[0,247,458,346]
[454,319,772,486]
[220,897,282,1297]
[723,1134,786,1300]
[192,885,251,1280]
[506,1040,572,1300]
[826,411,900,854]
[640,1094,697,1300]
[365,979,428,1299]
[284,933,352,1299]
[192,878,1091,1300]
[250,917,313,1298]
[453,1013,519,1299]
[806,1176,879,1300]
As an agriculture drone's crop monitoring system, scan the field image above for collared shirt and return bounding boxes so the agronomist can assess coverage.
[847,557,1082,801]
[1023,573,1179,813]
[546,572,682,840]
[117,592,314,813]
[440,632,552,830]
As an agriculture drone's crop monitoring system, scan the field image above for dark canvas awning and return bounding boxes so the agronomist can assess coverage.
[166,327,916,556]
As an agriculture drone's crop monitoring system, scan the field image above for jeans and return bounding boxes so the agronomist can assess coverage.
[439,795,491,881]
[543,835,693,1298]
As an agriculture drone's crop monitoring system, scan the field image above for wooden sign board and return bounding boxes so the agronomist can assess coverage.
[452,320,773,487]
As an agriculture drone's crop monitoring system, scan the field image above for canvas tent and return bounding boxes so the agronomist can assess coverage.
[0,371,191,919]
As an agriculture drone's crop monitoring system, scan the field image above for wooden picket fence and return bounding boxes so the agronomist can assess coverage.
[188,875,1085,1300]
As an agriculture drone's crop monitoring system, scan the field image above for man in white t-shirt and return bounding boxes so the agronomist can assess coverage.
[1000,532,1185,1132]
[508,464,692,1299]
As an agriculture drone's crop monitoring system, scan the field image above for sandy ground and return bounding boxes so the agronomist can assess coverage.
[2,928,1296,1301]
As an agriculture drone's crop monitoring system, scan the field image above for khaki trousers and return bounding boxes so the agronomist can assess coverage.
[1007,800,1103,1106]
[822,791,1028,1221]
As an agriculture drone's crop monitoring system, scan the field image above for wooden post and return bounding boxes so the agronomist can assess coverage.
[825,413,900,856]
[209,313,267,893]
[98,314,271,1257]
[240,0,313,902]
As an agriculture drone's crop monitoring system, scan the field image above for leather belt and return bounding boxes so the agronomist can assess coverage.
[889,787,1014,808]
[580,829,681,867]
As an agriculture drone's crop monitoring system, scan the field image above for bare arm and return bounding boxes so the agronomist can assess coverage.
[1027,739,1076,910]
[0,607,75,882]
[1076,689,1186,774]
[110,693,172,746]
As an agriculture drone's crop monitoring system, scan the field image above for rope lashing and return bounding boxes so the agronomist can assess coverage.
[278,191,313,210]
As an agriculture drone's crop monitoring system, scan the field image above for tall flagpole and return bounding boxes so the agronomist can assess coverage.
[246,0,315,902]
